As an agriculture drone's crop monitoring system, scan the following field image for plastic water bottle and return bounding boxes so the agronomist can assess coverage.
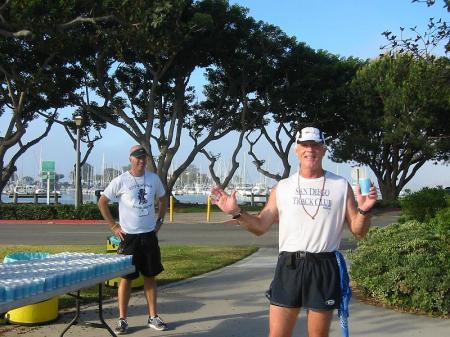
[4,281,14,301]
[0,281,5,302]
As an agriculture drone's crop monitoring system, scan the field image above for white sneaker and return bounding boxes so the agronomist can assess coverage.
[115,318,128,334]
[148,315,167,331]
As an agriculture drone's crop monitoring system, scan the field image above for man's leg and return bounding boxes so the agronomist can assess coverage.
[268,304,300,337]
[306,310,333,337]
[118,278,132,319]
[144,276,157,317]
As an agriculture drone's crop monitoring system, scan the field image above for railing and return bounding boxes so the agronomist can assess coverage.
[249,193,269,206]
[8,192,61,204]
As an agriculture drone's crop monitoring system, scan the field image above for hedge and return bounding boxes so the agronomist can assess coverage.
[350,215,450,316]
[399,187,450,222]
[0,203,118,220]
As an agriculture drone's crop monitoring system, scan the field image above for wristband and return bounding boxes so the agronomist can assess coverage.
[156,217,164,226]
[232,208,243,219]
[357,207,370,216]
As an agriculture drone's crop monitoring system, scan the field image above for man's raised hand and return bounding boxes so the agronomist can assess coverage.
[356,183,377,212]
[210,186,240,215]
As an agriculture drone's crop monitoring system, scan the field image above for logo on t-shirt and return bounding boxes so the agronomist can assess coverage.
[137,188,147,204]
[293,187,332,210]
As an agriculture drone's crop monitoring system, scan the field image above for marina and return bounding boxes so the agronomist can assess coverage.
[1,186,270,205]
[1,190,98,205]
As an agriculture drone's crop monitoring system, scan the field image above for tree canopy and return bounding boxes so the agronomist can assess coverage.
[1,0,448,201]
[0,0,97,194]
[331,53,450,200]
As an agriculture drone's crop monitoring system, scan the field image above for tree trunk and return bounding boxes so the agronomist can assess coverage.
[377,178,400,202]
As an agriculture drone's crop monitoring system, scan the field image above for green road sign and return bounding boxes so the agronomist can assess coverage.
[42,161,55,173]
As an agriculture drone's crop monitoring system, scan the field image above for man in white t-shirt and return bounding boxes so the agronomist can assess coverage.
[211,127,377,337]
[98,145,168,334]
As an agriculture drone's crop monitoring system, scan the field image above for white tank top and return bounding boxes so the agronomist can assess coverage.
[276,171,348,253]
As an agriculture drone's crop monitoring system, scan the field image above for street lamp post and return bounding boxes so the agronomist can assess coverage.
[74,115,83,209]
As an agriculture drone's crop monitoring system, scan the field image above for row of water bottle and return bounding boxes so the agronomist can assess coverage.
[0,252,133,303]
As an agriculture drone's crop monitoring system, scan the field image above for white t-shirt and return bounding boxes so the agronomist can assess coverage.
[102,171,166,234]
[276,171,348,253]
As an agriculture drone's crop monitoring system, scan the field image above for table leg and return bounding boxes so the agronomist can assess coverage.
[59,290,81,337]
[98,283,117,336]
[59,285,117,337]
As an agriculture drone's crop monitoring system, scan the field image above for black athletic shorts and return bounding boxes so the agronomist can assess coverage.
[118,231,164,279]
[266,251,340,310]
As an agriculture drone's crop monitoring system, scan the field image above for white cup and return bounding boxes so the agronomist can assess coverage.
[351,167,371,196]
[359,177,371,196]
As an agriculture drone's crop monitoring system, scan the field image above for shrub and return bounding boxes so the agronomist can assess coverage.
[0,204,17,219]
[400,187,450,222]
[350,219,450,316]
[432,207,450,238]
[0,203,118,220]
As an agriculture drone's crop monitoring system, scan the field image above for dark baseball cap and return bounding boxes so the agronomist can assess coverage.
[129,147,147,158]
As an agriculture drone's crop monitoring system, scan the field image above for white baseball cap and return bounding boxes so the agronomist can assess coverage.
[295,127,326,144]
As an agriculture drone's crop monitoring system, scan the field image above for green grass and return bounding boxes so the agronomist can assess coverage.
[0,244,257,309]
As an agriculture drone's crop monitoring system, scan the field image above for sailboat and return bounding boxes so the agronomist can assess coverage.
[13,184,35,195]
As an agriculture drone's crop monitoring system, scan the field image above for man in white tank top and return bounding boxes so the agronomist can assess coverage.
[211,127,377,337]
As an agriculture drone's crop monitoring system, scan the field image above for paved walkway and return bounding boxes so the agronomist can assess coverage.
[1,247,448,337]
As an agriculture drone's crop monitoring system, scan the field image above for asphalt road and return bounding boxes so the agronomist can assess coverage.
[0,211,400,247]
[0,221,277,247]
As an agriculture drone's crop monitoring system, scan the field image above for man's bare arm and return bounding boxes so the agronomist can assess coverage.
[155,195,168,233]
[98,195,125,240]
[345,183,376,239]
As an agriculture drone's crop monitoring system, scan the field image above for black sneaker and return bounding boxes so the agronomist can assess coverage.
[148,315,167,331]
[115,318,128,335]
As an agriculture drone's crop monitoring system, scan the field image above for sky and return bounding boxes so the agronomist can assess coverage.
[2,0,449,191]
